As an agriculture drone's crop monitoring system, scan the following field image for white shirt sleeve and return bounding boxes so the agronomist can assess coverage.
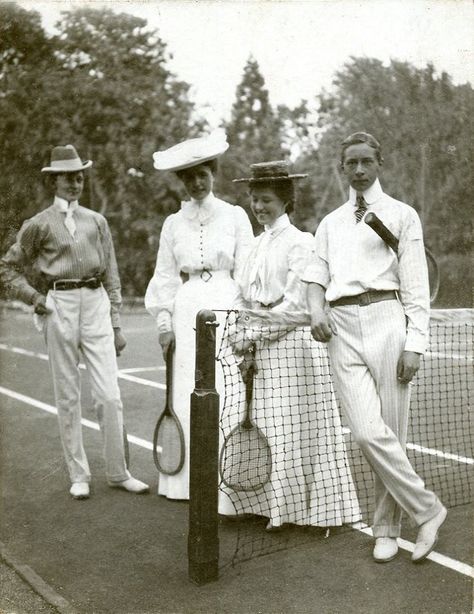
[144,216,182,333]
[232,205,255,286]
[397,208,430,353]
[273,234,315,313]
[300,219,330,289]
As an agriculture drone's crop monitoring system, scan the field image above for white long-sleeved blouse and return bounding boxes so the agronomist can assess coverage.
[239,213,315,312]
[145,193,254,332]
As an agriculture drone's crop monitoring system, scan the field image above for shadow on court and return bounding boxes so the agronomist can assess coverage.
[0,308,472,614]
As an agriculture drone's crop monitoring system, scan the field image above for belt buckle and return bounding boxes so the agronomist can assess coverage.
[200,269,212,282]
[359,292,371,306]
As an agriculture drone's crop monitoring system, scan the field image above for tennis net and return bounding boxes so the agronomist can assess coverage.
[216,308,473,566]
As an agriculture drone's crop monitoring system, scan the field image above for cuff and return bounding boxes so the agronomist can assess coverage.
[110,310,121,329]
[157,310,172,334]
[300,263,330,287]
[404,331,427,354]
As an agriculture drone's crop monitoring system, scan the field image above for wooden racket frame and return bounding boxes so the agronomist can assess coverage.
[219,362,272,491]
[364,212,440,303]
[152,345,185,475]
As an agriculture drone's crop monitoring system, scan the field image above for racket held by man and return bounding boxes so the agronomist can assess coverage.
[365,212,440,302]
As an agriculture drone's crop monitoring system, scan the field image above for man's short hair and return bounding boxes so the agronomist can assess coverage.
[341,132,383,164]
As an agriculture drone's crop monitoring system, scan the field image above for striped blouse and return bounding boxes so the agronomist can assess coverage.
[0,198,122,326]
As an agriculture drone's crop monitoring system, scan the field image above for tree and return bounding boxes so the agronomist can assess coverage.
[0,5,200,296]
[295,57,473,306]
[218,57,286,219]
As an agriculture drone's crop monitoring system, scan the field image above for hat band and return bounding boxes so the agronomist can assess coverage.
[48,159,87,171]
[253,168,289,180]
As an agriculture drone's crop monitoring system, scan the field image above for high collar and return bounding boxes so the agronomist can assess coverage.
[264,213,291,234]
[181,192,216,223]
[53,196,79,212]
[349,178,383,206]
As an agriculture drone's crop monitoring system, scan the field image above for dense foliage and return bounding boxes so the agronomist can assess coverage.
[1,4,471,306]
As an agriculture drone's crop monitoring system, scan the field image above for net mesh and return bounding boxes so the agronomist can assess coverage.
[216,308,473,566]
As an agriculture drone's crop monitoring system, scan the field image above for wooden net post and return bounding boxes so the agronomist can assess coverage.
[188,309,220,585]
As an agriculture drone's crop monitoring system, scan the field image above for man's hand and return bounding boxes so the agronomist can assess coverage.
[397,351,421,384]
[159,331,175,357]
[33,294,52,316]
[310,307,336,343]
[114,328,127,357]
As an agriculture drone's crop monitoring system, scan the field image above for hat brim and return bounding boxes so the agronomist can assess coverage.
[233,173,308,183]
[41,160,93,173]
[153,144,228,172]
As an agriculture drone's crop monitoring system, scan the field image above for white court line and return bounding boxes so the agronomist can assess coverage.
[2,342,473,465]
[0,385,154,451]
[0,384,472,579]
[352,522,474,579]
[120,366,165,373]
[0,343,165,390]
[340,427,473,466]
[2,343,472,465]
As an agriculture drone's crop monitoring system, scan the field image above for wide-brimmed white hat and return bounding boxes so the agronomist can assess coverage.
[41,144,93,173]
[153,130,229,172]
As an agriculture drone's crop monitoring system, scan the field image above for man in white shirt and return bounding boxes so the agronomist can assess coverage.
[303,132,446,563]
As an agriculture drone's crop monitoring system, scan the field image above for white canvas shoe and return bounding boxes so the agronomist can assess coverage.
[108,477,149,494]
[69,482,90,499]
[412,506,447,563]
[373,537,398,563]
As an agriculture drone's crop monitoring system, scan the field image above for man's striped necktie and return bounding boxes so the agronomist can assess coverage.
[354,195,367,223]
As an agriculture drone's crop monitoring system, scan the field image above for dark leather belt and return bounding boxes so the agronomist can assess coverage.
[49,277,102,291]
[329,290,397,308]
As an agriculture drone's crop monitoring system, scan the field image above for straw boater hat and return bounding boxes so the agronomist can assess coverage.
[41,144,92,173]
[152,130,229,172]
[233,160,307,183]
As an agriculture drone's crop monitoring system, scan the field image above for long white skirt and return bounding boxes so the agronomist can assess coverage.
[158,270,237,513]
[221,329,362,527]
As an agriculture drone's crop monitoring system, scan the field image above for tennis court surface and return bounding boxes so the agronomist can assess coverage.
[1,306,472,614]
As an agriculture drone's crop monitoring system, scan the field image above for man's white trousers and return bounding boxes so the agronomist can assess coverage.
[328,299,442,537]
[43,286,130,484]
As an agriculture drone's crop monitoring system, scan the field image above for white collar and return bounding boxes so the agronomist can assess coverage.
[264,213,291,235]
[181,192,216,223]
[53,196,79,212]
[349,178,384,206]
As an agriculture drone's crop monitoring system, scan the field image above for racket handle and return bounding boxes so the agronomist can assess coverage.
[364,212,399,254]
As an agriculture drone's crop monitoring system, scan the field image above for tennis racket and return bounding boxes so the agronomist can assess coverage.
[364,212,399,253]
[365,212,440,302]
[219,363,272,491]
[152,346,185,475]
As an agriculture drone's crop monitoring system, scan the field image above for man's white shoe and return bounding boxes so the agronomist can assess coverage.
[108,477,149,494]
[70,482,90,499]
[373,537,398,563]
[412,506,447,563]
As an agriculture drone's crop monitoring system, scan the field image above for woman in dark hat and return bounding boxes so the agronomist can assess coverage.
[145,131,253,503]
[228,160,361,530]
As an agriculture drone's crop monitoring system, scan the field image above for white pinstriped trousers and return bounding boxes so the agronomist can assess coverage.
[42,286,130,485]
[327,299,442,538]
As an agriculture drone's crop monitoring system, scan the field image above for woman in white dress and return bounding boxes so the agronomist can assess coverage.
[145,131,254,502]
[228,160,361,529]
